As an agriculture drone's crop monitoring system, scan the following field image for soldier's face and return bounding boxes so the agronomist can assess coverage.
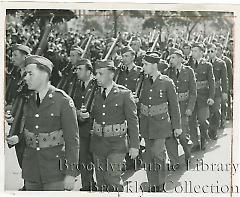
[25,64,48,90]
[130,41,140,52]
[70,50,80,65]
[95,68,114,87]
[76,64,90,81]
[122,52,134,65]
[12,50,25,67]
[169,54,181,67]
[191,47,203,60]
[143,60,154,75]
[207,47,217,59]
[183,46,191,55]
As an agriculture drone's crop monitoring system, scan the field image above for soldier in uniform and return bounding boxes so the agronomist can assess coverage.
[189,43,215,151]
[5,44,31,191]
[207,44,228,140]
[164,49,197,167]
[73,58,96,191]
[79,59,139,192]
[139,52,182,192]
[216,43,233,125]
[130,36,146,67]
[7,55,79,191]
[116,45,142,170]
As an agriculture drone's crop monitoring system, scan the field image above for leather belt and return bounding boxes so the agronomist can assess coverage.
[24,129,64,151]
[178,91,189,102]
[140,102,168,117]
[92,121,127,137]
[196,81,208,89]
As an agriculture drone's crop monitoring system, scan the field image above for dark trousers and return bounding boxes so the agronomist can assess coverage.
[209,97,221,138]
[79,136,95,188]
[25,180,64,191]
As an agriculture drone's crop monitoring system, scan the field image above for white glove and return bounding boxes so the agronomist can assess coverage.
[207,98,214,106]
[6,135,19,145]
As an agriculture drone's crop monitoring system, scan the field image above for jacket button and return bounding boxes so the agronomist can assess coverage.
[82,96,84,99]
[150,89,152,92]
[103,105,105,108]
[149,97,152,100]
[35,114,39,118]
[35,125,39,129]
[51,113,54,116]
[102,122,105,125]
[102,113,105,116]
[125,78,128,81]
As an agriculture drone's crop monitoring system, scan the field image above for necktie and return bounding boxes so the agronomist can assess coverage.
[81,82,85,91]
[176,69,180,78]
[102,88,107,100]
[36,93,41,108]
[195,61,198,68]
[149,76,153,85]
[126,69,129,75]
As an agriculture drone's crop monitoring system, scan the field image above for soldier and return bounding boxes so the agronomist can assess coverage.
[164,49,197,167]
[207,44,228,140]
[189,43,215,151]
[73,58,96,191]
[6,55,79,191]
[79,59,139,192]
[216,43,233,125]
[5,44,31,191]
[139,52,182,192]
[130,36,146,67]
[182,42,195,67]
[116,45,142,170]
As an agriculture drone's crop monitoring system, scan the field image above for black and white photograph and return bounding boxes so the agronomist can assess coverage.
[1,2,239,196]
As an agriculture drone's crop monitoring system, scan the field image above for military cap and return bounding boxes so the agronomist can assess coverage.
[143,52,160,64]
[95,59,116,70]
[192,42,205,52]
[76,58,93,69]
[206,43,217,49]
[182,42,191,48]
[131,36,141,43]
[24,55,53,74]
[171,49,184,58]
[121,45,135,55]
[11,44,31,54]
[70,45,83,54]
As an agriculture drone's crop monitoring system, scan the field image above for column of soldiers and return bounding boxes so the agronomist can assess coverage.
[5,31,233,192]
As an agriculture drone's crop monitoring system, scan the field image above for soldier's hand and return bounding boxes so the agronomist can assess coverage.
[129,148,139,159]
[77,110,90,119]
[64,175,75,191]
[6,135,19,145]
[5,111,14,124]
[174,129,182,138]
[185,109,192,117]
[222,93,228,102]
[207,98,214,106]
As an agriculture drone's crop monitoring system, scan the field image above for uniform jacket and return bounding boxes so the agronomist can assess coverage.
[139,73,181,139]
[190,58,215,107]
[73,79,95,138]
[21,85,79,183]
[164,64,197,115]
[117,64,142,92]
[221,55,232,92]
[90,83,139,156]
[210,57,228,97]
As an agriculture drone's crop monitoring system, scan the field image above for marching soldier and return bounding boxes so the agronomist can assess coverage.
[139,52,182,192]
[164,49,197,167]
[79,59,140,192]
[116,45,142,170]
[130,36,146,67]
[207,44,228,140]
[189,43,215,151]
[216,43,233,125]
[73,58,96,191]
[7,55,79,191]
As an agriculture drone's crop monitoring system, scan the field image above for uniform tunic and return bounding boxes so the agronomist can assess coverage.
[22,85,79,183]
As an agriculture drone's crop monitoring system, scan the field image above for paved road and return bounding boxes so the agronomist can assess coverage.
[5,121,238,194]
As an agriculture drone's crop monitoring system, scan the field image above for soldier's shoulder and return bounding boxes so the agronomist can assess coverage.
[183,65,194,72]
[51,86,72,101]
[158,74,173,83]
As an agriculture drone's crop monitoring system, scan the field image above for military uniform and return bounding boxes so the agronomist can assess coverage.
[209,57,227,139]
[189,57,215,149]
[90,60,139,192]
[21,85,79,190]
[164,62,197,165]
[73,78,96,190]
[139,53,181,190]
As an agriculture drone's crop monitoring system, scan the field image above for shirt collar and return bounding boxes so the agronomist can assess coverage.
[102,81,114,97]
